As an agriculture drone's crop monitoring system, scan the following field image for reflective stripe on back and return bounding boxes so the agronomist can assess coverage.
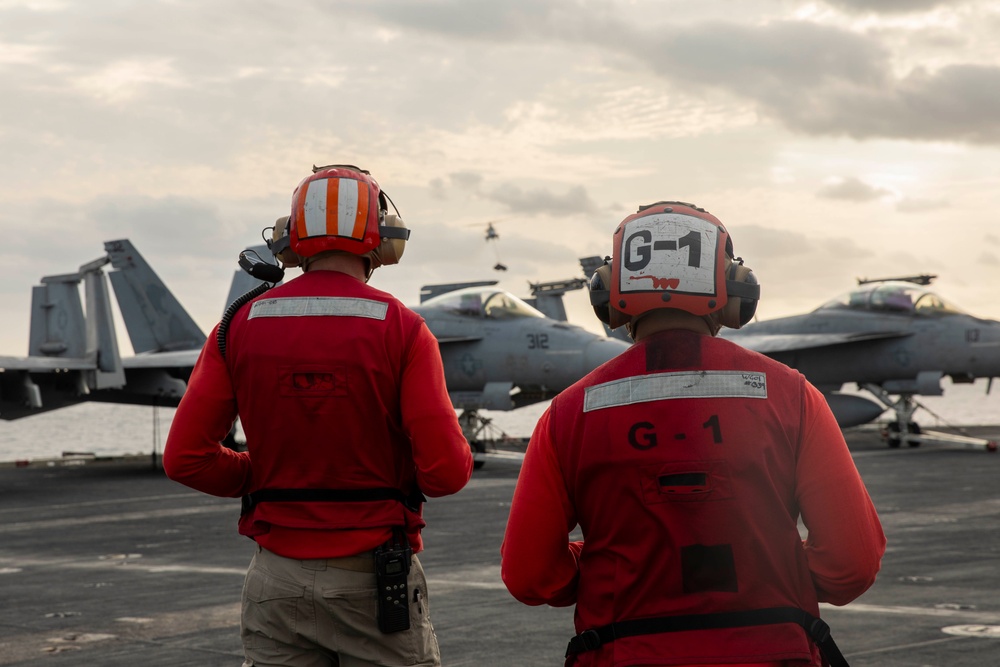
[583,370,767,412]
[249,297,388,320]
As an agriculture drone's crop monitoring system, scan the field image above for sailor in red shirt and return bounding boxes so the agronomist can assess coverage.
[164,165,473,667]
[501,201,885,667]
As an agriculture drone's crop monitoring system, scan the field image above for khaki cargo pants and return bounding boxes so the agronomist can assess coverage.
[241,545,441,667]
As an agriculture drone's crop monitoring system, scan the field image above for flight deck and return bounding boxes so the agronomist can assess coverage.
[0,427,998,666]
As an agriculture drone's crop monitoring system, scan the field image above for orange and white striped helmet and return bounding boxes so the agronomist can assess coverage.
[288,165,394,260]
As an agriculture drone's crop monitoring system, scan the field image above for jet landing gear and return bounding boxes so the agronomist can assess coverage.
[884,420,922,449]
[861,384,922,448]
[458,410,508,470]
[861,384,998,452]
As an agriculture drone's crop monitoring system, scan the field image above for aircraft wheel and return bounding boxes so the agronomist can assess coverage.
[907,422,922,448]
[471,441,487,470]
[886,422,902,448]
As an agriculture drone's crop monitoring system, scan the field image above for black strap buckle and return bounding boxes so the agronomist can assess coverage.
[579,629,602,651]
[566,628,603,657]
[809,616,832,643]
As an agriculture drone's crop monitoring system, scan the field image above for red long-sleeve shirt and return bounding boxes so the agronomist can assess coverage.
[501,329,885,666]
[164,270,473,558]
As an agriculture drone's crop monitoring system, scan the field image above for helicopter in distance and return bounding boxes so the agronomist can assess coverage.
[466,219,508,271]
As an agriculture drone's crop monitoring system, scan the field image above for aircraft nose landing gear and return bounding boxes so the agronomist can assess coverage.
[458,410,507,470]
[882,420,922,448]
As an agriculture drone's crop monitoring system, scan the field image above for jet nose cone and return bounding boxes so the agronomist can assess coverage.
[583,336,630,374]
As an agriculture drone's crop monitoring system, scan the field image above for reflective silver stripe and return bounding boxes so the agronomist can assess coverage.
[248,297,388,320]
[583,371,767,412]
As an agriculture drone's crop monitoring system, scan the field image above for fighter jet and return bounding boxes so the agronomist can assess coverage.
[413,281,629,455]
[720,276,1000,446]
[0,240,209,420]
[1,240,629,465]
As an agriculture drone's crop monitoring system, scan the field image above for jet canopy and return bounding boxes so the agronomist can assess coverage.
[816,281,965,316]
[422,286,546,320]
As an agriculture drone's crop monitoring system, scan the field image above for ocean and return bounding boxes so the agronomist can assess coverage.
[1,380,998,463]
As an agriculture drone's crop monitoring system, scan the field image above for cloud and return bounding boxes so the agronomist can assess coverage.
[734,224,875,266]
[817,177,893,202]
[821,0,950,13]
[624,22,1000,145]
[895,196,947,213]
[450,172,485,191]
[484,183,600,217]
[787,64,1000,144]
[333,3,1000,146]
[331,0,609,42]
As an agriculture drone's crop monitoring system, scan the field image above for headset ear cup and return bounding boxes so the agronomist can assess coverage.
[718,261,759,329]
[589,263,631,329]
[271,216,302,268]
[589,264,612,325]
[369,214,408,269]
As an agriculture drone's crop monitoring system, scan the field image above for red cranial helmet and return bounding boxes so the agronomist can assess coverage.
[289,165,384,258]
[281,165,409,272]
[590,201,759,334]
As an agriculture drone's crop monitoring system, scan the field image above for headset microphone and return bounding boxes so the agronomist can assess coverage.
[238,250,285,283]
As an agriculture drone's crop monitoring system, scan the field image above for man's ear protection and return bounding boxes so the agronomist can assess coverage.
[716,256,759,329]
[267,216,302,268]
[368,190,410,269]
[589,259,630,330]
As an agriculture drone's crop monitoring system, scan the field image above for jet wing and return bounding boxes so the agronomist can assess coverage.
[0,355,96,371]
[726,331,912,354]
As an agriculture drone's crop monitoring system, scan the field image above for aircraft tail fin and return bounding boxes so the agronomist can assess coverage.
[4,254,126,419]
[579,255,631,343]
[104,239,206,353]
[29,255,125,388]
[28,273,88,359]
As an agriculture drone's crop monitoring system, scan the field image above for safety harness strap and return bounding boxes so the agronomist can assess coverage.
[241,487,426,516]
[565,606,849,667]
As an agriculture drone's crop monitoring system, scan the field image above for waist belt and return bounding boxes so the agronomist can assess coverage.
[565,606,849,667]
[241,487,426,515]
[325,551,377,573]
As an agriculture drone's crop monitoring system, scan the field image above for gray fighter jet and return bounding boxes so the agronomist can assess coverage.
[0,240,205,420]
[413,281,629,452]
[720,276,1000,445]
[1,241,628,465]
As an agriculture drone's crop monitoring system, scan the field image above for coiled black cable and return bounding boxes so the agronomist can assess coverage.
[217,282,274,359]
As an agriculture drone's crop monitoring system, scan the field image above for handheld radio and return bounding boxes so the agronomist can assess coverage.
[375,529,412,633]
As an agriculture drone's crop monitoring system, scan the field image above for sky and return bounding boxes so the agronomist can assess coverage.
[3,0,1000,355]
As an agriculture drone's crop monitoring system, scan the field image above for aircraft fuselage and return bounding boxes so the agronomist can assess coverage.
[737,310,1000,388]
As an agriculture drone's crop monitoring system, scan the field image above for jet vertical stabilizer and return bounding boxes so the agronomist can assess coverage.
[82,257,126,390]
[28,274,87,359]
[525,278,587,322]
[579,255,631,343]
[104,239,206,353]
[2,255,125,419]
